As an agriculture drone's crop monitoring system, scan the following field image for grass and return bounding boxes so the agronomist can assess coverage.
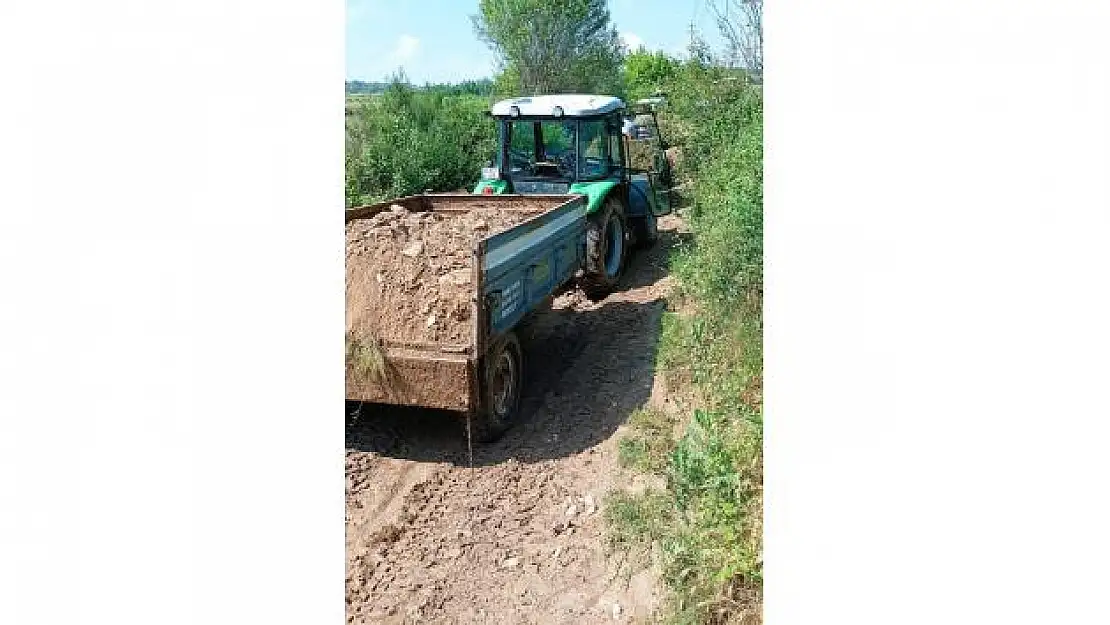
[345,332,388,386]
[618,408,679,475]
[607,64,763,625]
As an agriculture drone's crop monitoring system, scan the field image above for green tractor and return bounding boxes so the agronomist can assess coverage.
[473,94,674,298]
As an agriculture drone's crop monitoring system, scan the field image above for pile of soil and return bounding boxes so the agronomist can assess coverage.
[346,203,543,347]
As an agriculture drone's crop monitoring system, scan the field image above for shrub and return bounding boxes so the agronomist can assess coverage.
[344,79,497,207]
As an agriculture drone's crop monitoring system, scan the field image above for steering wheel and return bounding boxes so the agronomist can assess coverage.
[508,148,535,174]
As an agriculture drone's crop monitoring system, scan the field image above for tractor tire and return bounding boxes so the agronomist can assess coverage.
[581,196,629,300]
[471,332,523,443]
[632,208,659,249]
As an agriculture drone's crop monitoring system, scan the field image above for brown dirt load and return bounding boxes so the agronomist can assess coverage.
[345,200,545,349]
[345,214,689,625]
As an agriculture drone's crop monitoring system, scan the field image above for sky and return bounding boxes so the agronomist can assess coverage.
[346,0,729,84]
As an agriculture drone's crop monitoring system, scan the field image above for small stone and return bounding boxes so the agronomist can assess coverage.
[584,494,597,515]
[473,219,489,230]
[390,203,406,213]
[426,314,437,328]
[401,240,424,257]
[501,557,520,569]
[442,547,462,560]
[612,603,622,619]
[438,268,471,286]
[566,504,578,517]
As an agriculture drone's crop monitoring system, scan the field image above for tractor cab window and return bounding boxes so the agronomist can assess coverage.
[578,120,609,179]
[505,120,577,179]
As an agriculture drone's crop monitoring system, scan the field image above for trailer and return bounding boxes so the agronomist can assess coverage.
[345,193,587,441]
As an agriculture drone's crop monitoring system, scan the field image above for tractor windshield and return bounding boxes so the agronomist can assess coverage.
[504,120,578,179]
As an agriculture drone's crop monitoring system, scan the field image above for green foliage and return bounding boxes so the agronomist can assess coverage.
[607,61,763,624]
[473,0,624,95]
[490,63,522,97]
[345,75,497,207]
[605,489,673,551]
[623,50,679,101]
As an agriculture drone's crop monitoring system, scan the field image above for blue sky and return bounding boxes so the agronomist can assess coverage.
[346,0,728,83]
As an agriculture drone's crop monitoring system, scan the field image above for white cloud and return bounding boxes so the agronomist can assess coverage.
[390,34,420,63]
[621,32,645,52]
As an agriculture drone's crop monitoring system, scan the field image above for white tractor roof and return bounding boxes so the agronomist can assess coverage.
[490,94,625,118]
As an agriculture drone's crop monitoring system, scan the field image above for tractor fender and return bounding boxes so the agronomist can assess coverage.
[568,180,620,216]
[626,176,655,219]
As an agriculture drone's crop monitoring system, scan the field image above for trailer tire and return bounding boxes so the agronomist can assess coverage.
[581,197,629,300]
[472,332,523,443]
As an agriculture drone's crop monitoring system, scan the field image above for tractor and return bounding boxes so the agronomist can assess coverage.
[473,95,674,298]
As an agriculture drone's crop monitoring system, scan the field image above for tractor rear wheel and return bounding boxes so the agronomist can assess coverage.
[581,197,629,300]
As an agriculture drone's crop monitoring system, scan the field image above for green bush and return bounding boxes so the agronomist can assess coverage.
[623,50,680,101]
[344,79,497,207]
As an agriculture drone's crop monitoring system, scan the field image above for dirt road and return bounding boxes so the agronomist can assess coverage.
[346,216,686,624]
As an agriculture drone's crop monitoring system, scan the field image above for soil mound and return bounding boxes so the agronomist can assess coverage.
[345,203,541,347]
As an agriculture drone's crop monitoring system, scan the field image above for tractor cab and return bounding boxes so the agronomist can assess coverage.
[474,94,673,297]
[475,95,672,217]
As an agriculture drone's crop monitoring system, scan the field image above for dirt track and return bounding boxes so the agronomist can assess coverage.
[346,215,687,624]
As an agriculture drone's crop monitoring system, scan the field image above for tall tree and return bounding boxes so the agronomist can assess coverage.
[709,0,763,81]
[473,0,624,95]
[623,50,679,101]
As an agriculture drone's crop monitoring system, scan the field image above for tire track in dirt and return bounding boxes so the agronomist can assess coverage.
[346,216,688,624]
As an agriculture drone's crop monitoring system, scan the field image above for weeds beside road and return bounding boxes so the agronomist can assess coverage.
[606,66,763,625]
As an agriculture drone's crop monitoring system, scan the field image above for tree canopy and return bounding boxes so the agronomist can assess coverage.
[623,50,679,101]
[473,0,624,96]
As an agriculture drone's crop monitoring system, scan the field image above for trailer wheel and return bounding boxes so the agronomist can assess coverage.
[473,332,523,443]
[581,197,629,300]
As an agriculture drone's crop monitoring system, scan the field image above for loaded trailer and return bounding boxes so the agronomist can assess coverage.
[345,193,587,441]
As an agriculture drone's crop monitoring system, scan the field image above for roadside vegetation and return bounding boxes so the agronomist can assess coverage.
[607,55,763,624]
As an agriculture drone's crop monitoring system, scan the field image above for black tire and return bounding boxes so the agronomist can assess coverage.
[632,210,659,248]
[471,332,524,443]
[581,197,629,300]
